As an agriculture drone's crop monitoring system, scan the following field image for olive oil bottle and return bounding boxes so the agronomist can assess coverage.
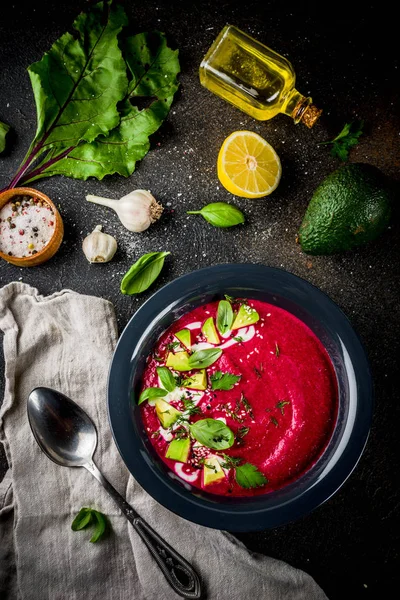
[200,25,322,128]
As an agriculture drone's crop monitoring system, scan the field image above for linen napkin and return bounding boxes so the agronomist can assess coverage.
[0,281,329,600]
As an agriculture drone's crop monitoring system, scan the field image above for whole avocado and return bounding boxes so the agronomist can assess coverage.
[298,163,392,255]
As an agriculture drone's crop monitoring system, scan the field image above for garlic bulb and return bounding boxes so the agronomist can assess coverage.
[82,225,117,263]
[86,189,163,233]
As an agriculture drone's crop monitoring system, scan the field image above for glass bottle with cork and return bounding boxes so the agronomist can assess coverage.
[199,25,322,128]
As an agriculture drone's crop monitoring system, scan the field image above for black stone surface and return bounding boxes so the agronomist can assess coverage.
[0,1,399,599]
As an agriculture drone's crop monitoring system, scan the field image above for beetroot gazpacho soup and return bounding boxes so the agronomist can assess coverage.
[139,296,338,497]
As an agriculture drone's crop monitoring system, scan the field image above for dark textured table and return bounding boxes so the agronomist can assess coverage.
[1,1,399,599]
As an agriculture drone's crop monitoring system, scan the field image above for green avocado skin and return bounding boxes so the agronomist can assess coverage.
[298,163,392,255]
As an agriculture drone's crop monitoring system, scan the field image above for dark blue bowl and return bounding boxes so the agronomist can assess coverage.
[107,264,373,532]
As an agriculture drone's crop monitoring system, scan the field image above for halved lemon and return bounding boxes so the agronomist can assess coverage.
[217,130,282,198]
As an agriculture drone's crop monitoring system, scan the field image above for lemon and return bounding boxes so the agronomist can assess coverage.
[217,130,282,198]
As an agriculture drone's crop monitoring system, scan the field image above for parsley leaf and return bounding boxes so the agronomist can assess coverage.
[71,507,109,543]
[235,463,268,489]
[318,120,364,161]
[210,371,241,391]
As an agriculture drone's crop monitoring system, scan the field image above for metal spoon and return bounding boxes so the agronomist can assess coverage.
[27,386,202,600]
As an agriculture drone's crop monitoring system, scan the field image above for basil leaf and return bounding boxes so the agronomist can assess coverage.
[189,418,234,450]
[0,121,10,153]
[235,463,268,489]
[89,510,108,543]
[210,371,241,391]
[187,202,245,228]
[138,387,167,405]
[71,507,93,531]
[71,508,109,542]
[156,367,176,392]
[188,348,222,369]
[121,252,170,295]
[217,300,233,335]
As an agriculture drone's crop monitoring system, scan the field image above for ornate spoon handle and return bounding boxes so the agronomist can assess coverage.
[84,460,202,599]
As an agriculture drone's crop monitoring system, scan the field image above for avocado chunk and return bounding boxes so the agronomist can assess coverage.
[201,317,220,344]
[231,304,259,330]
[202,456,225,486]
[165,351,191,371]
[165,437,191,463]
[298,163,392,255]
[154,398,182,428]
[174,328,191,350]
[182,369,207,390]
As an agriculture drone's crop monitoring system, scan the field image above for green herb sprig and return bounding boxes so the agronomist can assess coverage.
[138,387,167,405]
[71,507,109,543]
[217,300,233,335]
[187,202,245,228]
[189,418,234,450]
[156,367,176,392]
[235,463,268,489]
[188,348,222,369]
[218,455,268,489]
[121,252,170,295]
[318,120,364,161]
[210,371,241,391]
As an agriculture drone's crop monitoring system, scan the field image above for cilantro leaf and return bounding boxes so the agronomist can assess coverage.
[210,371,241,391]
[71,507,109,543]
[235,463,268,489]
[318,120,364,161]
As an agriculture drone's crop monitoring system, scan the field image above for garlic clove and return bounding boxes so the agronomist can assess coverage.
[86,189,163,233]
[82,224,117,263]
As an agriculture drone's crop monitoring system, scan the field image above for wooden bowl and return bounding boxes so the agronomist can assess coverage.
[0,187,64,267]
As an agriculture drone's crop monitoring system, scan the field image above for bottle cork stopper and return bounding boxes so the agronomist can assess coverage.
[301,104,323,128]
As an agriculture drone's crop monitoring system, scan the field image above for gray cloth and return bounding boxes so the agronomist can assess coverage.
[0,282,328,600]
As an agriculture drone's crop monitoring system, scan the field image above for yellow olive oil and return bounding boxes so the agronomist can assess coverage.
[200,25,321,127]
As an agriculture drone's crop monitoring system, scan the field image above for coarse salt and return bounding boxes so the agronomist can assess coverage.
[0,195,56,257]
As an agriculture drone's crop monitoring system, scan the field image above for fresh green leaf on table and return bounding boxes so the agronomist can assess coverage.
[187,348,222,369]
[71,507,109,543]
[138,386,168,405]
[121,251,170,295]
[318,121,364,161]
[89,510,108,543]
[6,2,180,187]
[216,299,233,335]
[14,1,128,187]
[71,507,93,531]
[156,367,176,392]
[187,202,245,227]
[0,121,10,153]
[189,418,234,450]
[210,371,241,391]
[38,31,180,182]
[235,463,268,489]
